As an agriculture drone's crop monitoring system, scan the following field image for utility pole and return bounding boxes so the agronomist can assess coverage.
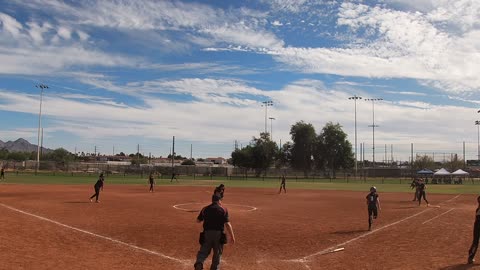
[137,144,140,166]
[41,128,44,157]
[171,136,175,172]
[190,144,193,160]
[35,83,48,172]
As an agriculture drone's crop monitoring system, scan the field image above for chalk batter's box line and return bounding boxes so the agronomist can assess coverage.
[0,203,191,266]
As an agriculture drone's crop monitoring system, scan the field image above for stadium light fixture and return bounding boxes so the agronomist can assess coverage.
[348,95,362,179]
[365,98,383,177]
[261,100,273,134]
[269,117,276,140]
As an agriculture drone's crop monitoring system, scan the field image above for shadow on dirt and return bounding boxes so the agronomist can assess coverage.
[332,229,367,235]
[64,201,90,204]
[438,263,478,270]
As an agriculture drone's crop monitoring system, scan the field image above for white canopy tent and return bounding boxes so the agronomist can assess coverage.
[433,168,451,176]
[452,169,469,176]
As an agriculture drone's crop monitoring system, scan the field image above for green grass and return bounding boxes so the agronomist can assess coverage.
[1,172,479,194]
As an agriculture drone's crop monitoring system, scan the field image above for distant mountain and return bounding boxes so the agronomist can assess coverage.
[0,138,53,153]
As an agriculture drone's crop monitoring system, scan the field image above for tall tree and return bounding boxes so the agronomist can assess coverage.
[413,155,436,171]
[290,121,316,176]
[231,132,277,176]
[276,142,292,168]
[315,122,354,178]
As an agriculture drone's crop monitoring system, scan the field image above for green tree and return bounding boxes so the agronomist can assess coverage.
[276,142,292,168]
[413,155,436,171]
[231,132,277,176]
[315,122,354,178]
[7,151,29,161]
[290,121,316,176]
[251,132,277,176]
[181,159,195,165]
[444,154,465,171]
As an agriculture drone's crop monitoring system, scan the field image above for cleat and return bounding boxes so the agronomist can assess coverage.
[90,199,92,202]
[468,258,474,264]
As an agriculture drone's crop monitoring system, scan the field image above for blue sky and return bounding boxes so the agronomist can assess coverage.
[1,0,479,162]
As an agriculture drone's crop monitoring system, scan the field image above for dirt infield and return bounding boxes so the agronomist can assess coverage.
[0,184,477,269]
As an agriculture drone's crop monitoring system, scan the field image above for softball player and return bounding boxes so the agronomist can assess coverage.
[468,196,480,264]
[417,180,429,206]
[148,172,155,192]
[89,173,104,203]
[214,184,225,199]
[279,175,286,194]
[366,186,381,231]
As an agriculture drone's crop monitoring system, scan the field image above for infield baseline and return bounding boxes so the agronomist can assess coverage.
[287,194,461,265]
[0,203,190,266]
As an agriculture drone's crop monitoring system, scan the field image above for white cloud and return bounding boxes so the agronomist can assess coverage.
[12,0,285,50]
[263,2,480,94]
[272,20,283,26]
[57,26,72,40]
[0,12,23,38]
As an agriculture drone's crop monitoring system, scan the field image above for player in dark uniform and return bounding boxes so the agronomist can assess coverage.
[366,186,381,231]
[468,196,480,264]
[170,172,178,182]
[279,175,286,194]
[417,180,429,206]
[89,173,104,203]
[0,168,4,180]
[194,194,235,270]
[214,184,225,199]
[410,178,419,201]
[148,172,156,192]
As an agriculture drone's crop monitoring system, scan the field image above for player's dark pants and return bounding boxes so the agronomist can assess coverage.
[194,230,224,270]
[90,186,100,201]
[149,182,154,192]
[418,191,429,205]
[368,206,378,227]
[279,183,286,193]
[469,221,480,262]
[413,189,419,201]
[170,174,178,182]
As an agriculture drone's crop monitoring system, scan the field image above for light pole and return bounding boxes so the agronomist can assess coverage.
[262,101,273,134]
[348,95,362,178]
[269,117,275,140]
[35,84,48,172]
[365,98,382,177]
[476,120,480,161]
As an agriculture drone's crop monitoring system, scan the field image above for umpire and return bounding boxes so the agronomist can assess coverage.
[194,194,235,270]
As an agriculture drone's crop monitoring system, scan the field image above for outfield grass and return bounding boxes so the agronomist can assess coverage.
[1,172,479,194]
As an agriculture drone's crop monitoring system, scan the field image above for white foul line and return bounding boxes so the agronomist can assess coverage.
[0,203,190,265]
[288,194,461,264]
[422,208,455,225]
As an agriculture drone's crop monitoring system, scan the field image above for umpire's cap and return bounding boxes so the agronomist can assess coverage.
[212,194,222,202]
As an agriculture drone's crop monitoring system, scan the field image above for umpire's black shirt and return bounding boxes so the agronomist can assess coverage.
[197,202,229,231]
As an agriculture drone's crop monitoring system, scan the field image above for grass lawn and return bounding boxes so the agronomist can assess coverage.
[1,172,479,194]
